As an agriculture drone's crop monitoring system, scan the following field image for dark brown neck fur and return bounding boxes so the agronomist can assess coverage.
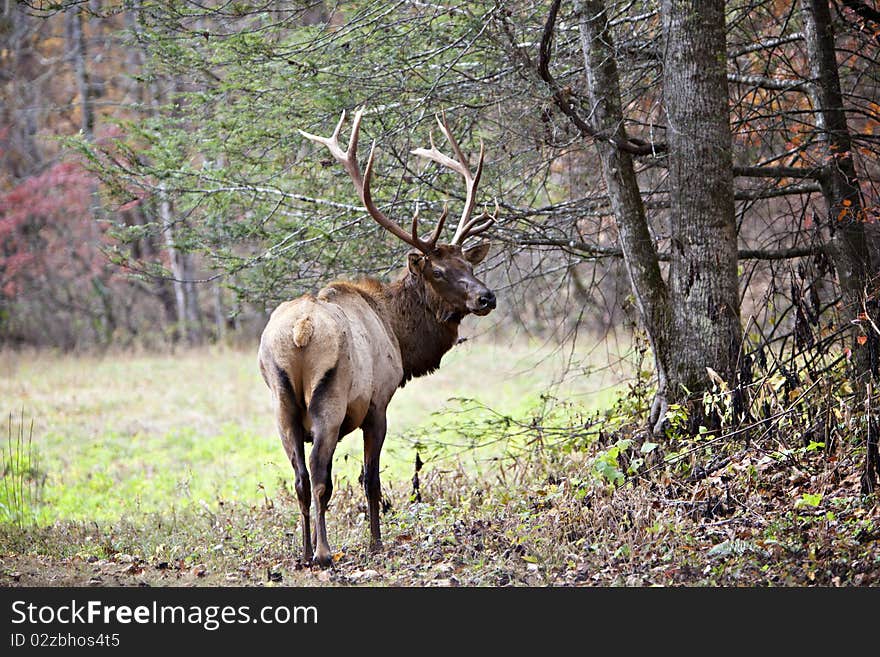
[384,270,461,386]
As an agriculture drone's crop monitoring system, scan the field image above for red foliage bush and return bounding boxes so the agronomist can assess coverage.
[0,161,106,300]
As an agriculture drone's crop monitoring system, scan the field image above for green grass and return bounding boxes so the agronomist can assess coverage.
[0,334,626,524]
[1,411,43,527]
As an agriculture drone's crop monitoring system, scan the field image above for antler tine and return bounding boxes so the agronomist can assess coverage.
[428,203,449,247]
[301,108,434,254]
[331,109,347,141]
[299,108,366,188]
[456,198,497,242]
[410,202,421,246]
[411,113,490,247]
[409,200,447,252]
[449,141,484,245]
[435,111,469,176]
[434,111,488,245]
[411,116,470,177]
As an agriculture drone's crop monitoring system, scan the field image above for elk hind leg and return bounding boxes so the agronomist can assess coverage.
[308,417,341,568]
[275,394,312,563]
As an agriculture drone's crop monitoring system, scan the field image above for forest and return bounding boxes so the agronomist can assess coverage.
[1,0,879,587]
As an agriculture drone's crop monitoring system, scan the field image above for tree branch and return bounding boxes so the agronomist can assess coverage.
[518,238,826,261]
[621,33,806,63]
[840,0,880,26]
[734,182,822,200]
[727,72,809,91]
[728,33,804,58]
[733,165,823,179]
[737,246,827,260]
[539,0,667,156]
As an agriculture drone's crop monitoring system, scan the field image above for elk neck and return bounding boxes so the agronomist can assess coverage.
[384,269,461,386]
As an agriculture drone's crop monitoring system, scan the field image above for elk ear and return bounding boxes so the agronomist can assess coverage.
[408,252,426,275]
[463,242,490,265]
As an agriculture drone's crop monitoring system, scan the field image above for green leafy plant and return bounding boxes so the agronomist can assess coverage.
[664,403,689,440]
[592,438,633,485]
[795,493,823,509]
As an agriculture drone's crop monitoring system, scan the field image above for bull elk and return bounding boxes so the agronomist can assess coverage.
[258,108,497,566]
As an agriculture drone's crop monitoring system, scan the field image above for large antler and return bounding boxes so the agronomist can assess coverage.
[299,108,446,255]
[410,112,497,246]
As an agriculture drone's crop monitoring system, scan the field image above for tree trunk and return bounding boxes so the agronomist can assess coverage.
[158,189,203,344]
[575,0,674,431]
[69,5,119,346]
[800,0,878,387]
[158,194,203,345]
[67,6,94,140]
[801,0,879,492]
[574,0,742,434]
[3,6,44,179]
[576,0,742,434]
[212,279,226,341]
[181,252,203,342]
[159,185,192,344]
[122,6,180,331]
[661,0,742,424]
[128,4,203,345]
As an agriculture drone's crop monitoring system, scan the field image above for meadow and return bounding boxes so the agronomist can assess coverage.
[0,332,624,525]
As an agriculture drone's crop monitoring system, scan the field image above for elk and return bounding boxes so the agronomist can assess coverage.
[258,108,497,566]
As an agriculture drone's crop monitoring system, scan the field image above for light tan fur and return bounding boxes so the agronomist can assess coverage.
[261,285,401,428]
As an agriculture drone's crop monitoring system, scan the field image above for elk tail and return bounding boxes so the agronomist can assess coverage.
[292,316,313,348]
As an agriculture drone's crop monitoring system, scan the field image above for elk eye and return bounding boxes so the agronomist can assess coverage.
[432,268,444,279]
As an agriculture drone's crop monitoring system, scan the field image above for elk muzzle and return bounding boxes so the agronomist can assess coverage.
[469,287,496,315]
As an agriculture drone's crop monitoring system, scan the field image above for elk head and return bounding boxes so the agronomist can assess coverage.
[299,108,497,320]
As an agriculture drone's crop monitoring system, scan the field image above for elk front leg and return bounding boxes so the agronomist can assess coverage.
[276,402,312,563]
[362,410,387,552]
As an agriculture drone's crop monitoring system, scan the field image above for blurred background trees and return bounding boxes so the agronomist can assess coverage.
[2,1,878,447]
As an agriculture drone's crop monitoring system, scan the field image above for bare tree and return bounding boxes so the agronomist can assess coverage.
[660,0,742,424]
[800,0,878,386]
[573,0,673,430]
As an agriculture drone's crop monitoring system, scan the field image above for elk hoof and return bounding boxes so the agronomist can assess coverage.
[312,551,333,569]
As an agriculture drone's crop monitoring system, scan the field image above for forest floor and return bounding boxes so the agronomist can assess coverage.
[1,337,879,587]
